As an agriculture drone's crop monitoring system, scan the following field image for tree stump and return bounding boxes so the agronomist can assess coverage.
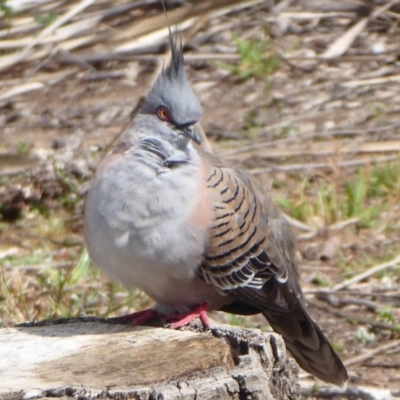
[0,317,300,399]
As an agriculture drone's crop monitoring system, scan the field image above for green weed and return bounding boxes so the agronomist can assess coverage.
[276,162,399,228]
[217,34,279,80]
[330,341,345,353]
[16,140,32,156]
[34,11,57,26]
[377,306,397,325]
[0,0,12,18]
[54,162,82,212]
[310,274,332,287]
[368,162,400,198]
[0,196,145,327]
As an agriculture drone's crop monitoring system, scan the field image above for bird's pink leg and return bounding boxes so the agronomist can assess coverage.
[163,302,210,329]
[120,308,159,325]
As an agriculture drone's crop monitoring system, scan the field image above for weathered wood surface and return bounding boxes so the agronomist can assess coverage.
[0,317,300,400]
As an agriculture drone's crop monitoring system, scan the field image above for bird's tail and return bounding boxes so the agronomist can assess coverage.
[262,302,348,386]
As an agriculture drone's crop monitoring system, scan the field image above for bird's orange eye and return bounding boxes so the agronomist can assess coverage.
[156,106,171,122]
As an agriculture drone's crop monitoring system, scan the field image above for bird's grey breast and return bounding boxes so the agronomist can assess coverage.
[86,137,208,268]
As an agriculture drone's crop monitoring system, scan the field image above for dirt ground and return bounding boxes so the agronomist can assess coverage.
[1,1,400,398]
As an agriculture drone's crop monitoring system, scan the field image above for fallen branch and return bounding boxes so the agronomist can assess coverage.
[314,292,378,312]
[344,340,400,367]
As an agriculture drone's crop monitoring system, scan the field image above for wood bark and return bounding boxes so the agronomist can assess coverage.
[0,317,300,400]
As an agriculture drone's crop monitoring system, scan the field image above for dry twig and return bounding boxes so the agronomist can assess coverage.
[344,340,400,368]
[330,254,400,292]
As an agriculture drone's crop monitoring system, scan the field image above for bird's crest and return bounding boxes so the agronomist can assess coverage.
[161,0,186,84]
[140,0,202,124]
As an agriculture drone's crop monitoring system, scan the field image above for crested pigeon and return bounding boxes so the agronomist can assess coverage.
[84,18,348,386]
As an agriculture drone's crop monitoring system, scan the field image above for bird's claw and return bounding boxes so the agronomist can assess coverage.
[162,303,210,329]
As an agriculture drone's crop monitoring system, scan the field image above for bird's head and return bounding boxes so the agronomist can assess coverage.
[140,24,202,148]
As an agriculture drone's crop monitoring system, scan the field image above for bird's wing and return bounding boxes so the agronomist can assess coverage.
[199,155,348,386]
[199,156,301,308]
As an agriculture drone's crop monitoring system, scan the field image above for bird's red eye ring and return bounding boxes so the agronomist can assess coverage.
[156,106,171,122]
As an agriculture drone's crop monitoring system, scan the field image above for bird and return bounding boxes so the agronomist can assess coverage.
[84,12,348,386]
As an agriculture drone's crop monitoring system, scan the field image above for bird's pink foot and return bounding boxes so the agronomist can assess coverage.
[163,302,210,329]
[120,308,159,325]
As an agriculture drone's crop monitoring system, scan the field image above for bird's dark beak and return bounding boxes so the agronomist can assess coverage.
[183,126,201,145]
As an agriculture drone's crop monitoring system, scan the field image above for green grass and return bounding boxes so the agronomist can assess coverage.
[0,0,12,18]
[276,161,400,229]
[217,34,280,81]
[368,162,400,198]
[54,162,83,212]
[310,274,332,287]
[0,207,152,327]
[34,11,57,26]
[377,306,397,325]
[330,341,345,353]
[16,140,32,156]
[0,248,152,326]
